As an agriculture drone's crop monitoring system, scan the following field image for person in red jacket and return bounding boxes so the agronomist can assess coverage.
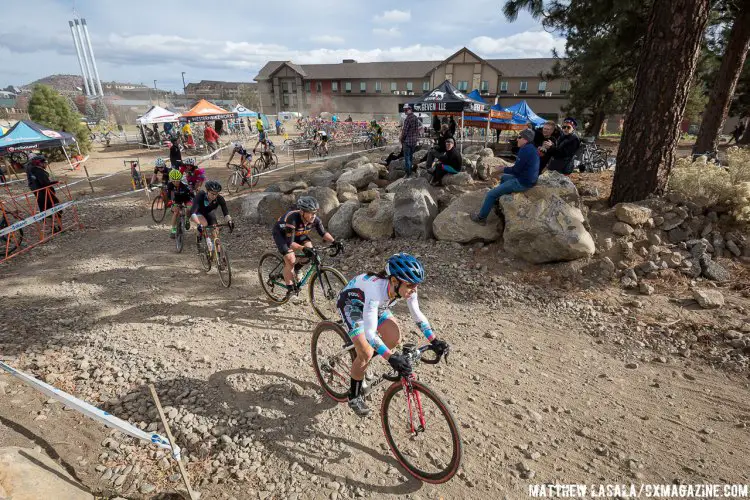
[204,124,220,159]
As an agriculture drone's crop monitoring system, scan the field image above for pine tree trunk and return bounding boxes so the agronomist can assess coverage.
[693,7,750,154]
[586,108,607,138]
[610,0,711,204]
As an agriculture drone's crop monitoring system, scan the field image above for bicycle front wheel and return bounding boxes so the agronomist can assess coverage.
[197,234,211,272]
[227,168,243,194]
[151,196,167,224]
[216,241,232,288]
[311,321,354,402]
[381,380,462,484]
[308,266,347,321]
[175,215,184,253]
[257,251,291,304]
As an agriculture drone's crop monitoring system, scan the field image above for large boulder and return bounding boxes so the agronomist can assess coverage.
[464,145,483,155]
[615,203,653,226]
[443,172,474,187]
[385,177,408,193]
[328,200,360,239]
[532,171,582,208]
[433,190,502,243]
[0,446,94,500]
[414,149,429,163]
[352,198,395,239]
[276,179,308,194]
[478,147,494,158]
[336,182,357,202]
[343,156,370,170]
[306,169,336,188]
[500,186,596,264]
[476,156,509,181]
[461,157,476,177]
[336,164,380,189]
[358,189,380,203]
[241,192,271,222]
[393,178,439,239]
[299,186,339,224]
[257,192,296,225]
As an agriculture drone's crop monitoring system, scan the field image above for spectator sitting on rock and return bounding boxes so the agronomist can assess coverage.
[382,147,404,167]
[471,128,539,225]
[546,117,581,175]
[430,137,462,186]
[423,124,453,171]
[534,120,561,173]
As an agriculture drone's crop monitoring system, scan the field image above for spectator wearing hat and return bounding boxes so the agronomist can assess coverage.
[25,154,60,217]
[430,137,462,186]
[399,104,420,177]
[546,117,581,174]
[471,128,539,224]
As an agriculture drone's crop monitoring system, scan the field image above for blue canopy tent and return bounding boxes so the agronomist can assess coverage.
[466,89,487,103]
[503,100,546,127]
[0,120,77,154]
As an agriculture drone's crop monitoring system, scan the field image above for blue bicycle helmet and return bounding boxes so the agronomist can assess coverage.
[385,253,425,284]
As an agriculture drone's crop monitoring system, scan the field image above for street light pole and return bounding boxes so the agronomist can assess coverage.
[181,72,187,96]
[153,80,158,106]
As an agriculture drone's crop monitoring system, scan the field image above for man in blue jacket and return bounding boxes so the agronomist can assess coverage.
[471,128,539,224]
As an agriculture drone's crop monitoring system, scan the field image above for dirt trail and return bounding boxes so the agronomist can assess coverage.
[1,145,749,499]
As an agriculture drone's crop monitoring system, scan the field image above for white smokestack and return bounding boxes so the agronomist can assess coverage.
[81,18,104,97]
[74,19,97,98]
[69,20,92,96]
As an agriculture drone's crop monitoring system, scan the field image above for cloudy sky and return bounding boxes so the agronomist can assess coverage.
[0,0,565,92]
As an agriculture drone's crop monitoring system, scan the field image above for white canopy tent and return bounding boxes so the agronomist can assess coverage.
[136,106,181,125]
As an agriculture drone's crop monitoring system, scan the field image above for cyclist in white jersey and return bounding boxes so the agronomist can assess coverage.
[336,253,449,416]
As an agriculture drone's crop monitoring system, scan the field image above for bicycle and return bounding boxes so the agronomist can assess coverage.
[577,138,609,172]
[254,149,279,172]
[0,209,25,256]
[227,162,259,193]
[196,222,233,288]
[173,203,190,253]
[257,245,346,321]
[311,322,461,483]
[150,184,169,223]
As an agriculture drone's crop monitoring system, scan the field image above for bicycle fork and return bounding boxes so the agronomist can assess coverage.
[403,377,427,435]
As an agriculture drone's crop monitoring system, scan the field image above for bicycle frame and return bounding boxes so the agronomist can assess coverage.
[268,254,318,289]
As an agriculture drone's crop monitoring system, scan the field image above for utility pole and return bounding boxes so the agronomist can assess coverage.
[153,80,158,106]
[181,72,187,96]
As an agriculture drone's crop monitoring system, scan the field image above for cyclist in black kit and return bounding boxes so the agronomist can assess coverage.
[191,180,234,251]
[272,196,341,293]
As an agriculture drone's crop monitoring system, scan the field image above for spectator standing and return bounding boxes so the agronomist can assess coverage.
[168,139,182,166]
[534,120,561,172]
[275,117,282,135]
[547,118,581,174]
[182,121,195,148]
[345,115,353,122]
[471,129,539,224]
[449,116,457,136]
[152,124,161,143]
[430,137,462,186]
[214,119,224,135]
[25,154,60,217]
[204,124,220,159]
[729,122,745,144]
[432,115,441,136]
[399,104,420,178]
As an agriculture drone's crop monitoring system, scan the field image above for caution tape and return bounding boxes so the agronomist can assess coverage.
[66,167,131,188]
[0,200,74,238]
[0,361,180,459]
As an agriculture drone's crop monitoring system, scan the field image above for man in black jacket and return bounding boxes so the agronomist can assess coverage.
[546,117,581,175]
[25,154,60,215]
[534,120,561,172]
[431,137,462,186]
[449,116,457,136]
[423,124,453,171]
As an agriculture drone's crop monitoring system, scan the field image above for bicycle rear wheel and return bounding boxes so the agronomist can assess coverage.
[250,166,260,188]
[216,240,232,288]
[311,321,355,402]
[197,234,211,271]
[269,154,279,168]
[0,213,24,256]
[227,168,243,194]
[257,251,291,304]
[175,214,184,253]
[151,196,167,224]
[308,266,347,321]
[381,380,462,484]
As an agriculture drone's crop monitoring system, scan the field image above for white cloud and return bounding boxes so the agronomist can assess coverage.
[373,9,411,23]
[310,35,344,45]
[471,31,566,58]
[372,27,401,37]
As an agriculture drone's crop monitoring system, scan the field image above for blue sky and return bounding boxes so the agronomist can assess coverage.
[0,0,565,91]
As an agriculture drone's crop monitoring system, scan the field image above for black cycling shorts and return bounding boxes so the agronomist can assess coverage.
[272,226,310,255]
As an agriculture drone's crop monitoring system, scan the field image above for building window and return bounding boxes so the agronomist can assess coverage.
[480,81,489,92]
[360,81,366,93]
[538,81,547,94]
[406,82,413,92]
[519,81,528,93]
[304,82,310,93]
[391,82,397,92]
[332,81,338,92]
[457,81,468,91]
[560,81,570,94]
[423,81,430,91]
[316,82,322,93]
[345,81,351,93]
[375,81,382,93]
[282,81,289,93]
[499,81,508,93]
[283,95,289,106]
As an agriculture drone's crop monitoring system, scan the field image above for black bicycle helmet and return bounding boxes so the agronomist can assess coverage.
[205,180,222,192]
[297,196,319,212]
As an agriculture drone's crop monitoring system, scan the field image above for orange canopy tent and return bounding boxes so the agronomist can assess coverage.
[179,99,238,123]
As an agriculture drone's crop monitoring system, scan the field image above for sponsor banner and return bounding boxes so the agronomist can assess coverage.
[0,361,180,459]
[0,200,74,238]
[490,109,513,119]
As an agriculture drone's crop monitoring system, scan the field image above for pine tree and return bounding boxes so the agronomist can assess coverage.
[84,101,96,121]
[28,85,91,154]
[94,99,109,122]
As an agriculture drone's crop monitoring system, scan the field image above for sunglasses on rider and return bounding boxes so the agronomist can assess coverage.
[562,125,573,130]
